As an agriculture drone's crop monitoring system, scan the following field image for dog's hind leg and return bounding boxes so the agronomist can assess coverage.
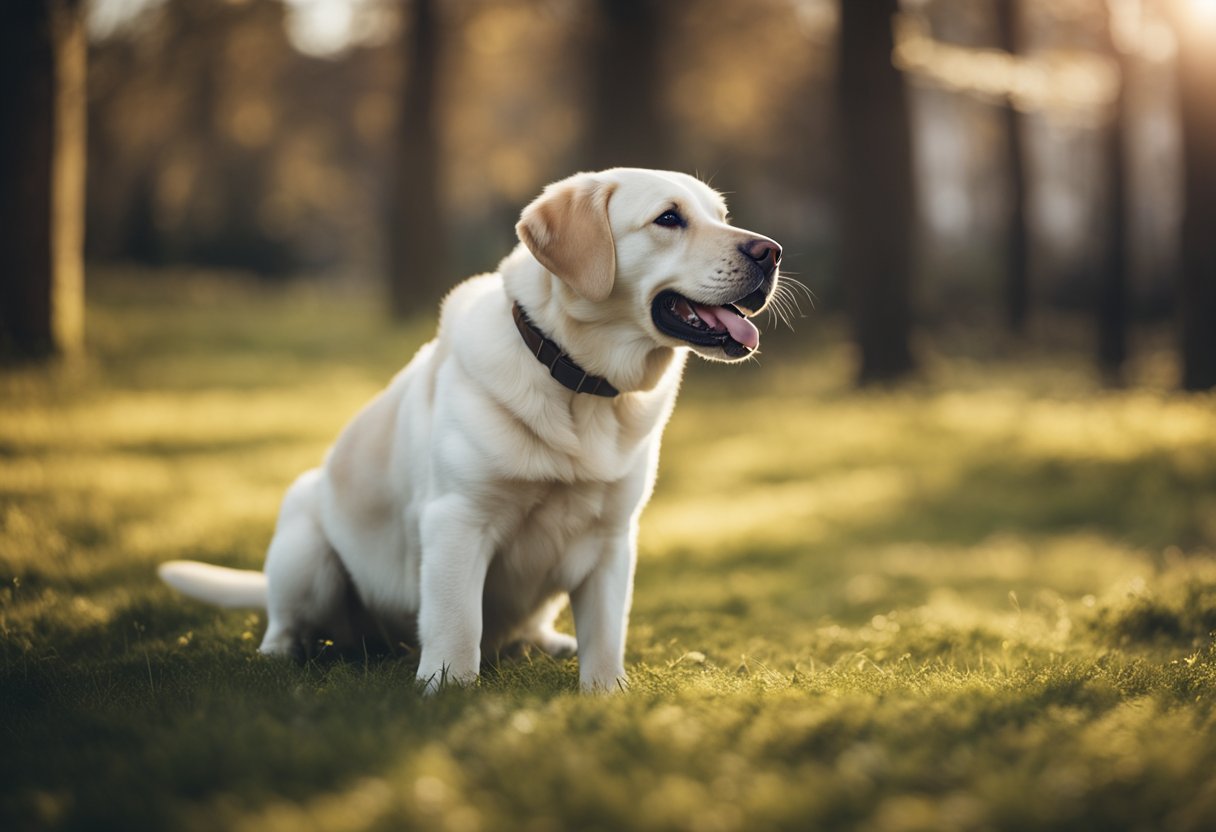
[259,469,354,659]
[519,595,578,658]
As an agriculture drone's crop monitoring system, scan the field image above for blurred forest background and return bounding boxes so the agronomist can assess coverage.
[2,0,1215,386]
[6,4,1216,828]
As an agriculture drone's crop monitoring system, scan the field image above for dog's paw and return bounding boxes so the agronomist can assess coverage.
[416,662,478,695]
[531,628,578,659]
[259,630,307,663]
[580,673,628,694]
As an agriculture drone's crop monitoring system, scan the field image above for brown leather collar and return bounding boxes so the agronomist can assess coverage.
[512,302,619,397]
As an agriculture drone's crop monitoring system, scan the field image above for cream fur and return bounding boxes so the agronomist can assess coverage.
[158,168,781,693]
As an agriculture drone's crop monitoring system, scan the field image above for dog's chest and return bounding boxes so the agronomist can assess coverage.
[492,479,614,590]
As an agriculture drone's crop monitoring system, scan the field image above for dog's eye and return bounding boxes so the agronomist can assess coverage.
[653,210,685,228]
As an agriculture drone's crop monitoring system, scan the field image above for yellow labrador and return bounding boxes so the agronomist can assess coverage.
[160,168,782,692]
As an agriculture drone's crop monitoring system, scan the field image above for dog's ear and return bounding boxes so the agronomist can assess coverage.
[516,178,617,303]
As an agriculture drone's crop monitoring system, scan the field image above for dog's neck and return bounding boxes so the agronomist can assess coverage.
[500,244,680,394]
[512,302,619,397]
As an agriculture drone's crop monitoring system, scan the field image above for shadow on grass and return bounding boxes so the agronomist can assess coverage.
[1095,581,1216,647]
[0,653,447,831]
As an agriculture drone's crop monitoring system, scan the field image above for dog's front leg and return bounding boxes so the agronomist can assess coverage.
[570,534,636,692]
[415,497,493,693]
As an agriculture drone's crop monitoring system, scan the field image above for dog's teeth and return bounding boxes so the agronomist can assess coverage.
[672,297,703,328]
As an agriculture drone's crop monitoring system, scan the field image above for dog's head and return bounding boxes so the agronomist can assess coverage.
[516,168,782,364]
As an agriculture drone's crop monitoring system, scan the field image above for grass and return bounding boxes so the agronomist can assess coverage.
[3,269,1216,831]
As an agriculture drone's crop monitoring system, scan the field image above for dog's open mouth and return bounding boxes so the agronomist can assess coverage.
[651,285,770,358]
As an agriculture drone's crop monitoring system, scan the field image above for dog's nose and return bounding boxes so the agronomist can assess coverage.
[740,238,782,277]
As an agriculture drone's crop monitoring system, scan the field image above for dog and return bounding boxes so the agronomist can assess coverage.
[159,168,782,692]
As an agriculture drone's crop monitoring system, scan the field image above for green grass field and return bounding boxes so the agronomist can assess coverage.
[3,272,1216,831]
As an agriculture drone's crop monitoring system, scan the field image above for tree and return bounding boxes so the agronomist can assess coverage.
[995,0,1030,335]
[584,0,670,171]
[387,0,446,316]
[0,0,86,360]
[1173,5,1216,390]
[1096,8,1129,384]
[837,0,916,384]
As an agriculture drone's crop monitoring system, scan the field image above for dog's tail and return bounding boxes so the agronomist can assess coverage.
[158,560,268,610]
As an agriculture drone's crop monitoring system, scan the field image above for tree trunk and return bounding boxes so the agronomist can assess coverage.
[1175,11,1216,390]
[0,0,86,360]
[584,0,669,171]
[995,0,1030,335]
[837,0,916,385]
[387,0,446,317]
[1097,15,1129,384]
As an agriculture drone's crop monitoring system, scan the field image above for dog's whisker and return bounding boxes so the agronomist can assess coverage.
[774,297,794,329]
[769,286,808,328]
[776,286,805,320]
[762,285,805,332]
[767,297,789,329]
[780,276,817,309]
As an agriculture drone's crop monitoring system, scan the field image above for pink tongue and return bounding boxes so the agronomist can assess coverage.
[693,303,760,350]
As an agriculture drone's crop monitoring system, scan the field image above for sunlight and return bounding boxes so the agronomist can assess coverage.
[892,12,1119,122]
[86,0,163,39]
[282,0,396,57]
[1191,0,1216,22]
[283,0,354,57]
